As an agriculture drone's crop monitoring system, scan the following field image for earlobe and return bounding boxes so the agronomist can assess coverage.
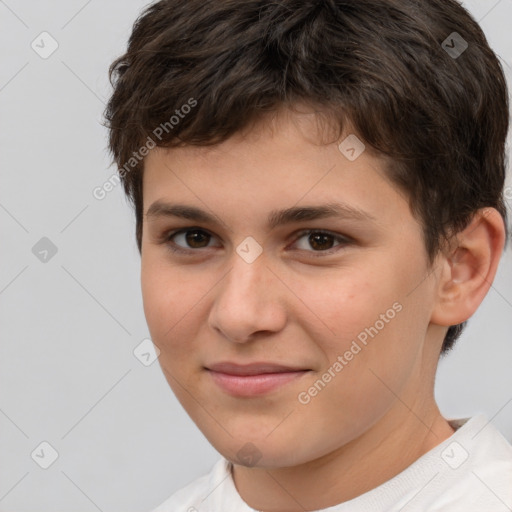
[430,208,506,327]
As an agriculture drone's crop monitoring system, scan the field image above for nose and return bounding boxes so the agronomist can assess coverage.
[208,249,287,344]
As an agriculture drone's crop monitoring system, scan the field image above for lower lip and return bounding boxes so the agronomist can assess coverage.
[207,370,309,397]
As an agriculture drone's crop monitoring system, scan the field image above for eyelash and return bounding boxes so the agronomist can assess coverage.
[161,227,352,257]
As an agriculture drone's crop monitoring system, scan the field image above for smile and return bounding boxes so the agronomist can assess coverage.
[205,362,311,397]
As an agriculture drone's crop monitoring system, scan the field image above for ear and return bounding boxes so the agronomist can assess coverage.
[430,207,506,327]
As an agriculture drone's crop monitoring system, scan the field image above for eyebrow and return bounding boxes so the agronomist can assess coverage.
[145,200,376,230]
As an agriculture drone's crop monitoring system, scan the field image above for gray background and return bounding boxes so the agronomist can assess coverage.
[0,1,511,511]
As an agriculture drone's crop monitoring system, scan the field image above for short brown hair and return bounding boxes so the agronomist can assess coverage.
[103,0,510,354]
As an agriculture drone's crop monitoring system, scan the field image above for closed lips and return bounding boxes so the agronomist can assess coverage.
[206,362,311,375]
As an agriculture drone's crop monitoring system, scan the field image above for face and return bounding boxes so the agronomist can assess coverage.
[140,106,443,468]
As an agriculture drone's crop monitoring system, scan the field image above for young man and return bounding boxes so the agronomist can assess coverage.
[104,0,512,510]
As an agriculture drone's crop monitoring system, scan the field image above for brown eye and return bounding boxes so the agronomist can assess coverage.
[165,228,217,253]
[308,232,336,251]
[292,229,351,255]
[182,229,211,248]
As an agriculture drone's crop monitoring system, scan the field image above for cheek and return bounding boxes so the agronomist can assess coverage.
[292,303,425,455]
[287,265,394,355]
[296,255,429,379]
[141,261,169,334]
[141,262,206,408]
[311,278,431,409]
[141,260,195,349]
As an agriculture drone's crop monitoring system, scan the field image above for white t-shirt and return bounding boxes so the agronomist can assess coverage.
[151,415,512,512]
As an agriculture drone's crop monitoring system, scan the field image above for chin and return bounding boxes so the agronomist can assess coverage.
[203,427,318,469]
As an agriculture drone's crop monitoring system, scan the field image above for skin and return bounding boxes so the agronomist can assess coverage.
[140,104,505,511]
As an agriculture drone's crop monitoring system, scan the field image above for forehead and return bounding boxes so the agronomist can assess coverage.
[147,102,383,167]
[141,107,410,230]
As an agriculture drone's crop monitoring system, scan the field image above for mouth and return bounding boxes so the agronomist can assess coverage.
[204,362,312,397]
